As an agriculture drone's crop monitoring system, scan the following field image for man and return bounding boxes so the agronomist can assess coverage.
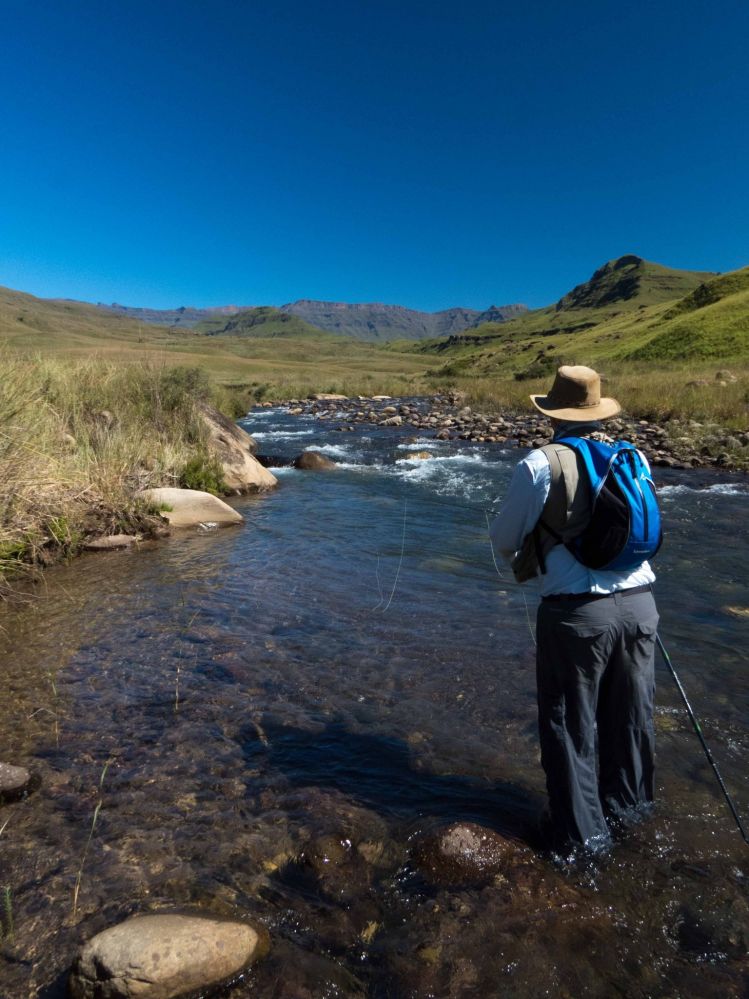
[490,365,659,853]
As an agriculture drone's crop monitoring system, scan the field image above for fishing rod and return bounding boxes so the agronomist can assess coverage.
[656,633,749,846]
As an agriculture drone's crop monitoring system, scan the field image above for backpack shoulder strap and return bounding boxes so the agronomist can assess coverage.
[538,442,582,540]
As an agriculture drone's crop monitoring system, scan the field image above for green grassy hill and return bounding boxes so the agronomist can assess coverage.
[194,306,330,338]
[410,256,747,381]
[0,284,177,349]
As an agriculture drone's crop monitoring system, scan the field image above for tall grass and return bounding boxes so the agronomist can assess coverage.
[0,354,225,594]
[441,362,749,430]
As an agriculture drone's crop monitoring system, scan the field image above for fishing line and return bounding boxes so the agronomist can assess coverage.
[656,633,749,847]
[380,499,408,612]
[372,553,385,611]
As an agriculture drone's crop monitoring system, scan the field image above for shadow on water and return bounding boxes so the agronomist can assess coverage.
[244,716,544,843]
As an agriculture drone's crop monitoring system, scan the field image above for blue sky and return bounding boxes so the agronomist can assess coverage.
[1,0,747,311]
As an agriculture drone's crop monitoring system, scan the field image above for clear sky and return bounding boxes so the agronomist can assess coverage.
[1,0,747,311]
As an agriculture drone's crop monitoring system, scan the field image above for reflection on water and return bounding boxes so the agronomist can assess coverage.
[1,405,748,996]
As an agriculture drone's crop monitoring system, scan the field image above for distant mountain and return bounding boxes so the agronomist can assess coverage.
[94,298,528,341]
[279,299,528,341]
[97,303,244,327]
[555,255,715,312]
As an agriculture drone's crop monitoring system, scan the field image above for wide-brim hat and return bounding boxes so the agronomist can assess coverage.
[530,365,621,421]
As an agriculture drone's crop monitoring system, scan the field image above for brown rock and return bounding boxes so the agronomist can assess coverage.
[0,761,32,802]
[293,451,337,471]
[412,822,524,886]
[68,913,268,999]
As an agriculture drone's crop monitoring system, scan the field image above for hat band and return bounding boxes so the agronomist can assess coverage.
[545,396,600,409]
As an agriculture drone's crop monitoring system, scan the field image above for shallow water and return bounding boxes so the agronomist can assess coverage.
[1,404,748,997]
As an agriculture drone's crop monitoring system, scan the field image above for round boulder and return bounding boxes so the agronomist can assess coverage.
[69,912,269,999]
[411,822,522,886]
[293,451,337,471]
[0,761,32,803]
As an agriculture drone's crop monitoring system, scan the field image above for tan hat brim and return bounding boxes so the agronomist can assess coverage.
[529,395,621,421]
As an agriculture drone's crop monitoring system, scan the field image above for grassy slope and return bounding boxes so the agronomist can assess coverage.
[194,306,328,339]
[0,285,430,397]
[407,259,749,379]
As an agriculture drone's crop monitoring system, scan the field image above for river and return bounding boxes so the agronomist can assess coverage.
[1,402,748,996]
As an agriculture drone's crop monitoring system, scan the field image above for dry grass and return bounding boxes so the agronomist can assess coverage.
[446,362,749,430]
[0,353,222,593]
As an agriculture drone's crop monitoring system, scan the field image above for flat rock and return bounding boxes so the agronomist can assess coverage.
[0,761,32,801]
[139,488,244,528]
[68,913,269,999]
[84,534,138,551]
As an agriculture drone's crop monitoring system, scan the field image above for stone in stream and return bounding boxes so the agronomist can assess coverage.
[293,450,337,470]
[411,822,525,886]
[83,534,138,551]
[138,488,244,528]
[68,913,269,999]
[0,761,32,802]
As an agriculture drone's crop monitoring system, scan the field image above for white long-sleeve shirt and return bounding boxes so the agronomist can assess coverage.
[489,425,656,597]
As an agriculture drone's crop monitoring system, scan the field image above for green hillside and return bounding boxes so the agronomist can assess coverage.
[195,306,330,339]
[411,256,746,380]
[555,254,714,311]
[0,284,177,349]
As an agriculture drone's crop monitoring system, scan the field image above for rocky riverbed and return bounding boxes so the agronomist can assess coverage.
[261,392,749,471]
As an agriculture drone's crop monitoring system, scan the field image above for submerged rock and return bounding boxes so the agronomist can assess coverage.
[68,912,268,999]
[138,488,244,528]
[293,451,337,471]
[0,761,32,802]
[412,822,524,886]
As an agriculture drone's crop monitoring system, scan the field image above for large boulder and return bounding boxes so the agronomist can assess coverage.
[411,822,524,886]
[139,488,243,528]
[68,912,269,999]
[293,451,337,471]
[198,403,277,494]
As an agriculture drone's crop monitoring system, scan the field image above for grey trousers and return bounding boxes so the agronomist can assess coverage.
[536,589,659,848]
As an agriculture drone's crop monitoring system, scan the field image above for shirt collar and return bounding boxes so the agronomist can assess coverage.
[552,420,603,440]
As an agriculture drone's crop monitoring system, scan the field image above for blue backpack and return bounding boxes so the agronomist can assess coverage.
[553,436,663,571]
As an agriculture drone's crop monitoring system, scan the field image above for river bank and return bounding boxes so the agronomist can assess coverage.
[0,357,275,597]
[262,391,749,471]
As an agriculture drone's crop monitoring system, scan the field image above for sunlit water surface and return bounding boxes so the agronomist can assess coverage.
[1,405,748,997]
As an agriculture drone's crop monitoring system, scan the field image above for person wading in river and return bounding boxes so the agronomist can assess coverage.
[490,365,660,852]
